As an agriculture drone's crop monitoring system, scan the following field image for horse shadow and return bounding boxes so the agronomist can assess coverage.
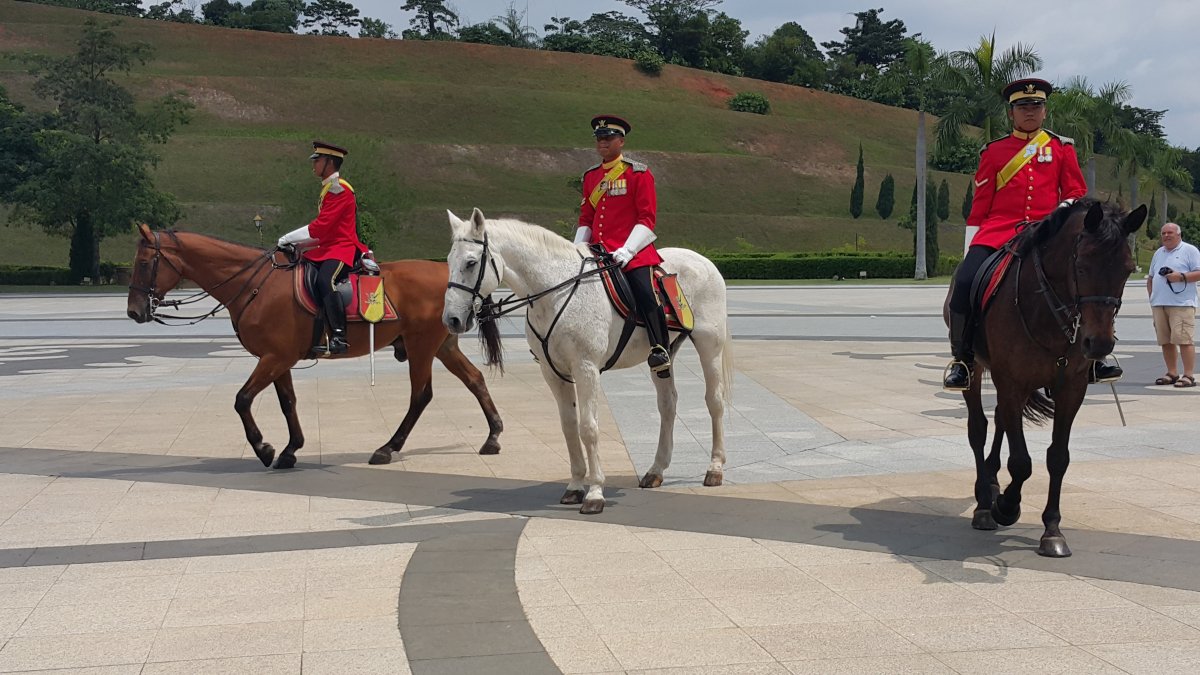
[813,494,1046,585]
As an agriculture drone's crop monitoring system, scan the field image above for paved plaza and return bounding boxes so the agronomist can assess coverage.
[3,284,1200,673]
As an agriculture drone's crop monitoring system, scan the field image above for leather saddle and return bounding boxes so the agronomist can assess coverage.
[293,260,398,323]
[588,244,694,332]
[970,245,1017,315]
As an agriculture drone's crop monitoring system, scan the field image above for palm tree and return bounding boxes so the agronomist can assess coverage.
[1146,141,1194,226]
[936,32,1041,148]
[496,2,538,48]
[903,39,937,280]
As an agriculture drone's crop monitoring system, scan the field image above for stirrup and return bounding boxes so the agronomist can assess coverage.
[648,346,671,379]
[328,333,349,355]
[1089,357,1123,384]
[943,360,972,391]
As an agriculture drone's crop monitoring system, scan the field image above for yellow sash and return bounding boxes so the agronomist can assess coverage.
[996,131,1050,189]
[588,160,628,208]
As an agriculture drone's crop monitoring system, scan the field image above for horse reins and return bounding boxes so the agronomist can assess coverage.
[446,234,623,383]
[1012,226,1124,390]
[130,230,282,327]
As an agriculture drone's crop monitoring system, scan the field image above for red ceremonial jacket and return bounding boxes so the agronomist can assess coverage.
[967,129,1087,249]
[578,157,663,270]
[303,173,367,265]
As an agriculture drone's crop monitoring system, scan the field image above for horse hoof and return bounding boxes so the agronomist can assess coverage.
[368,449,392,465]
[478,440,501,456]
[971,509,997,530]
[990,501,1021,527]
[273,453,296,470]
[639,473,663,489]
[579,499,605,515]
[1038,536,1072,558]
[703,470,724,487]
[560,489,585,505]
[254,443,275,468]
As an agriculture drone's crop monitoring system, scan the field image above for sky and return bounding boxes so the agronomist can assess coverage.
[345,0,1200,149]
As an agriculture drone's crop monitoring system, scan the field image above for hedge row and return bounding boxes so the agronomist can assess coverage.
[0,265,73,285]
[710,254,960,279]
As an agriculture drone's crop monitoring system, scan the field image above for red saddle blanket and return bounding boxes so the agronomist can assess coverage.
[596,261,695,332]
[294,267,398,322]
[974,248,1016,314]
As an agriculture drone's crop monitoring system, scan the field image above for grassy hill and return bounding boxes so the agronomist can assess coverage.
[1,2,1191,267]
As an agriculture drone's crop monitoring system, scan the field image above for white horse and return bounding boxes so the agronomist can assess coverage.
[442,208,734,514]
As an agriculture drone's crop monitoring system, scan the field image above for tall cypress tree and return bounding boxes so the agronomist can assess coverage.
[937,179,950,221]
[850,144,864,218]
[875,173,895,219]
[962,182,974,221]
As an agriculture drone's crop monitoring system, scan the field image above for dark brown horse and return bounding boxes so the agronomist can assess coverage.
[947,200,1147,557]
[126,224,504,468]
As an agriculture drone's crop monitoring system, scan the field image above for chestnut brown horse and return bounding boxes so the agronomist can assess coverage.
[126,224,504,469]
[947,200,1146,558]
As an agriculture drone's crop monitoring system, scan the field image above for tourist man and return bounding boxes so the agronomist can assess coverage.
[1148,222,1200,387]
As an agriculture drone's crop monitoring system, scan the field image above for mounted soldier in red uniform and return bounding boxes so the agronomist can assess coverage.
[575,115,672,378]
[944,78,1122,390]
[277,141,367,355]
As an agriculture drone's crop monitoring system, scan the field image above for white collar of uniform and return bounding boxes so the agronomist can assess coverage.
[322,171,341,187]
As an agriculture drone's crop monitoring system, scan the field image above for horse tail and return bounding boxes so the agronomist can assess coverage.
[720,320,734,407]
[1022,390,1055,425]
[478,296,505,373]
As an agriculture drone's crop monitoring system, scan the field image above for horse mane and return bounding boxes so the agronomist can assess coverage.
[1014,198,1126,255]
[484,218,578,257]
[163,228,268,253]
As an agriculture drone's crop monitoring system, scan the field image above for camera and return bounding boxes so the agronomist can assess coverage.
[1159,267,1175,277]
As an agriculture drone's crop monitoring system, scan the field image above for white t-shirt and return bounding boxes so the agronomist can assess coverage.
[1149,242,1200,307]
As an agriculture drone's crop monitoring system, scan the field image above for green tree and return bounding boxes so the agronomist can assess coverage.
[144,0,198,22]
[401,0,458,39]
[495,2,538,48]
[741,22,825,88]
[303,0,360,36]
[622,1,745,75]
[850,144,864,218]
[1146,141,1193,226]
[0,88,42,202]
[358,17,396,39]
[936,32,1041,147]
[457,22,516,46]
[962,181,974,221]
[937,179,950,221]
[7,20,191,284]
[821,8,911,96]
[875,173,894,219]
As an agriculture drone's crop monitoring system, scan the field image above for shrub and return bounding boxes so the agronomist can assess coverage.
[727,92,770,115]
[0,265,72,285]
[706,252,960,279]
[634,49,664,75]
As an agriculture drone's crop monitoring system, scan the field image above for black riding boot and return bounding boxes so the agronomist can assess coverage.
[643,307,672,379]
[1089,358,1123,383]
[322,289,349,355]
[944,311,974,391]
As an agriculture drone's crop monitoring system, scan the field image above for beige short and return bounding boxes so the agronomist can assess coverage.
[1153,305,1196,345]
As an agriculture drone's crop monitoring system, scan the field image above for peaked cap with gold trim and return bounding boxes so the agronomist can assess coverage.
[591,115,631,138]
[309,140,349,160]
[1002,78,1053,105]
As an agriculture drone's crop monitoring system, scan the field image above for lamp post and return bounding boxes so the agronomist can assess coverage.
[253,214,264,246]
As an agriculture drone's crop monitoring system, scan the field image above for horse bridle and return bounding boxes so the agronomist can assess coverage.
[1020,231,1123,349]
[129,230,280,326]
[446,233,504,321]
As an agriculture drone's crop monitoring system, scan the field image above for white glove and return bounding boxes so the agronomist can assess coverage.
[1058,198,1076,209]
[613,247,634,267]
[621,223,657,255]
[277,225,316,248]
[573,226,592,245]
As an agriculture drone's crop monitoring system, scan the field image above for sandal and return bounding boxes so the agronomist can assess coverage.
[1175,375,1196,388]
[1157,374,1180,385]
